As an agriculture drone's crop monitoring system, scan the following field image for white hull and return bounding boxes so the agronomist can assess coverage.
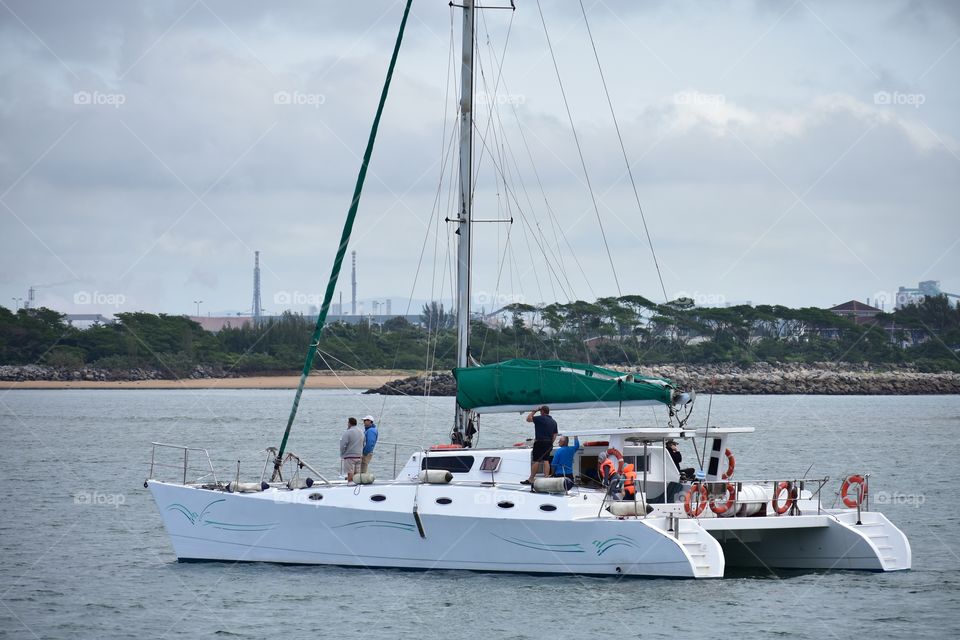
[148,477,910,578]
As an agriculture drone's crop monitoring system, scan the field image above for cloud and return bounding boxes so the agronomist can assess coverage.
[0,0,957,317]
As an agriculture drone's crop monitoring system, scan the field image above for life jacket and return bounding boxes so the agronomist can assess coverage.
[598,457,617,482]
[622,463,637,496]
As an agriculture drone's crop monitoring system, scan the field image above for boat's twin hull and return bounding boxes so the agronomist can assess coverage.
[149,481,909,578]
[149,481,714,577]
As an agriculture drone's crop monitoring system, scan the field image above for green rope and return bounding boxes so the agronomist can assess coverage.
[272,0,414,481]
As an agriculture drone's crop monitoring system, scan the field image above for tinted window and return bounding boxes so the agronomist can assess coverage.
[626,455,650,472]
[421,455,475,473]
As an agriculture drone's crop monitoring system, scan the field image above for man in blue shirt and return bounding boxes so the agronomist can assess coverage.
[522,405,557,485]
[361,415,379,473]
[551,435,580,480]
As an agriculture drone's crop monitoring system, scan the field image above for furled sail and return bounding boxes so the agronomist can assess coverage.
[453,359,678,413]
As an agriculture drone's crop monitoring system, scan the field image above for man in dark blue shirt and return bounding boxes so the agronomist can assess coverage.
[551,435,580,480]
[522,405,557,485]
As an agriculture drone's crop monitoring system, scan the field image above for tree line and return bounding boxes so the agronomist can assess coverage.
[0,295,957,376]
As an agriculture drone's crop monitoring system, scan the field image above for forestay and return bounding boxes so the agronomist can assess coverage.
[454,358,676,413]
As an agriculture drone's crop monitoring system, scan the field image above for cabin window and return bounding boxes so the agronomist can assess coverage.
[497,501,515,509]
[308,493,323,501]
[370,494,387,502]
[435,497,453,505]
[626,455,650,472]
[421,455,475,473]
[539,504,557,512]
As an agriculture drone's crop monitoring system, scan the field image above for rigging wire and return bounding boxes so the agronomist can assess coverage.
[535,0,622,297]
[578,0,668,304]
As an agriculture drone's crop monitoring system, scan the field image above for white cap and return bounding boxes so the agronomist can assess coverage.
[363,415,375,422]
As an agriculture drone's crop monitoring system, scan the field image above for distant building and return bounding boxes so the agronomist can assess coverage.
[895,280,960,309]
[828,300,882,326]
[65,313,115,329]
[187,316,252,332]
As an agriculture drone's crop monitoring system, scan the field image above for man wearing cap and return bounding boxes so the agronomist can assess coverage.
[361,415,379,473]
[667,439,695,480]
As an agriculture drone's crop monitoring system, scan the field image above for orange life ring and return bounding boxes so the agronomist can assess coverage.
[771,481,795,515]
[710,483,737,515]
[841,475,867,508]
[512,442,527,447]
[430,444,463,450]
[684,483,708,517]
[606,447,624,473]
[721,448,736,480]
[583,441,609,447]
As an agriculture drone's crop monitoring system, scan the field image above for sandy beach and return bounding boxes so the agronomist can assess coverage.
[0,372,409,391]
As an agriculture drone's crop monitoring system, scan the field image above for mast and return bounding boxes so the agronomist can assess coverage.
[454,0,475,433]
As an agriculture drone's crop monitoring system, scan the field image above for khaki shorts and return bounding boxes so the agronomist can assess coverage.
[361,453,373,473]
[342,457,361,476]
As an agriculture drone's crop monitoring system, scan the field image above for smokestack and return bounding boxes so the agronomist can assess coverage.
[252,251,262,325]
[351,251,357,315]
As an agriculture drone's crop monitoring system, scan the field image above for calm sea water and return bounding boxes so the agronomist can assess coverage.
[0,389,958,639]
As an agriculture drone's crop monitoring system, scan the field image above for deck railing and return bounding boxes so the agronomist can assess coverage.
[145,442,219,487]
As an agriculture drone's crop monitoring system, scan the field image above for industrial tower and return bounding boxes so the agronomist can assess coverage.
[351,250,357,315]
[252,251,262,325]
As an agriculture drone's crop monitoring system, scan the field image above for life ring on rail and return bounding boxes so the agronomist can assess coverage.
[512,442,527,448]
[430,444,464,450]
[684,483,708,517]
[583,441,608,447]
[841,475,867,508]
[710,483,737,515]
[606,448,624,473]
[722,448,736,480]
[771,481,795,515]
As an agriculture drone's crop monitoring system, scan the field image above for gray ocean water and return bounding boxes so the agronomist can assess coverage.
[0,389,958,639]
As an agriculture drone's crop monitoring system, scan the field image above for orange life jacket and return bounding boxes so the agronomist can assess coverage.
[599,457,617,481]
[622,463,637,495]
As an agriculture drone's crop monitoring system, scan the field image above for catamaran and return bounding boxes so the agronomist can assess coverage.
[146,1,910,578]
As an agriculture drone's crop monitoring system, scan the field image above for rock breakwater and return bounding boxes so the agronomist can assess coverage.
[364,362,960,397]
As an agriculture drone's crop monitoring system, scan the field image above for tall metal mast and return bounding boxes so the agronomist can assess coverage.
[454,0,476,434]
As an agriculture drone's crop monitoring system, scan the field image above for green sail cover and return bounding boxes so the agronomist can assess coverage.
[454,359,676,413]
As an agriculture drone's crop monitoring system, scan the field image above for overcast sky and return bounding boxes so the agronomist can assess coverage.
[1,0,957,318]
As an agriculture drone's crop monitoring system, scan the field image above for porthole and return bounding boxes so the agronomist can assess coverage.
[436,497,453,505]
[370,494,387,502]
[497,501,515,509]
[308,493,323,501]
[539,504,557,512]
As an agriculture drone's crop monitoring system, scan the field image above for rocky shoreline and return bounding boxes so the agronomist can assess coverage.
[4,362,958,394]
[0,364,236,382]
[364,362,960,396]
